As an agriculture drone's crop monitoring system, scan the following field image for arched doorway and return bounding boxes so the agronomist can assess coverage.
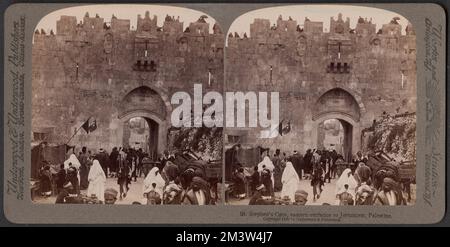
[122,116,159,159]
[311,88,362,161]
[316,118,353,161]
[118,86,168,159]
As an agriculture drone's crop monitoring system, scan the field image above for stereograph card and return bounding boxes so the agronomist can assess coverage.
[2,2,446,224]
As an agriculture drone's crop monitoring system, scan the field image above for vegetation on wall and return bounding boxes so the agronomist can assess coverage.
[366,114,416,161]
[168,127,223,161]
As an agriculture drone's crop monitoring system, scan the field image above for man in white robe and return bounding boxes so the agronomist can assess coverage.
[143,167,165,203]
[335,168,357,204]
[87,159,106,202]
[280,161,300,202]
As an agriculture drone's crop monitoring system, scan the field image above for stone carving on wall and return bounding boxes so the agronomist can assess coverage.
[335,24,344,34]
[370,37,381,46]
[296,35,307,56]
[385,37,398,50]
[104,33,113,54]
[177,36,189,53]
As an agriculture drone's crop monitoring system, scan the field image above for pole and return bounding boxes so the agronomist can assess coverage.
[66,126,82,145]
[65,116,92,145]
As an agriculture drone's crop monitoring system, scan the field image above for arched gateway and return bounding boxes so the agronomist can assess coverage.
[117,86,171,159]
[311,88,363,161]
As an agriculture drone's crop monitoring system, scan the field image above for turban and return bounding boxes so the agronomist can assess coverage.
[295,190,308,200]
[165,183,182,193]
[191,176,208,189]
[104,188,118,198]
[356,184,373,195]
[383,177,396,188]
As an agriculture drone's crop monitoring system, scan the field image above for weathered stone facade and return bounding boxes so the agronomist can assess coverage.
[32,11,224,155]
[225,14,416,159]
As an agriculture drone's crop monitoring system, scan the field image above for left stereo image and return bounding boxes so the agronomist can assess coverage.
[31,4,224,205]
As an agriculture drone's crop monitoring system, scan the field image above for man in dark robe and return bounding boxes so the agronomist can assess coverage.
[354,162,372,186]
[55,167,81,204]
[136,148,144,178]
[182,176,211,205]
[249,166,260,194]
[78,146,90,189]
[374,177,406,205]
[55,164,66,194]
[39,165,52,197]
[303,149,313,177]
[96,148,110,177]
[260,167,273,197]
[233,167,246,199]
[159,150,175,168]
[291,151,304,180]
[109,147,119,178]
[272,149,283,192]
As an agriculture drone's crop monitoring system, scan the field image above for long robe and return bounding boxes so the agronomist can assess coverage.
[64,154,82,187]
[258,156,275,187]
[280,162,300,202]
[233,171,246,196]
[335,168,358,198]
[87,160,106,202]
[143,167,165,198]
[272,155,283,191]
[77,152,90,189]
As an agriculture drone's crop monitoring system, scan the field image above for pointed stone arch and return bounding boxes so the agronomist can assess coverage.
[311,87,364,160]
[116,86,171,157]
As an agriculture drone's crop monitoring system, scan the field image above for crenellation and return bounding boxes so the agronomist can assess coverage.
[304,18,323,34]
[56,15,77,36]
[111,17,131,32]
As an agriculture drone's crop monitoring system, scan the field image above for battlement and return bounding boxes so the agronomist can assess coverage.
[111,16,131,32]
[56,15,77,35]
[355,17,376,36]
[43,12,218,38]
[137,11,158,33]
[83,12,104,32]
[231,14,408,40]
[330,13,350,34]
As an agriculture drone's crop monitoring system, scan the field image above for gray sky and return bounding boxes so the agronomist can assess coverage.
[35,4,218,33]
[227,5,410,37]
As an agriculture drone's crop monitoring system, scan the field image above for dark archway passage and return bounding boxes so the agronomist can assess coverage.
[312,88,362,161]
[122,117,159,160]
[317,118,353,161]
[118,86,168,159]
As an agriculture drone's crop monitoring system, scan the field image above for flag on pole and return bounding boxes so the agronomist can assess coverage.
[81,117,97,133]
[278,120,283,136]
[277,120,292,136]
[282,121,291,135]
[81,117,91,133]
[89,119,97,132]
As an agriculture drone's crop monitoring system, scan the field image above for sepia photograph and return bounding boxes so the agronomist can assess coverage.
[30,4,224,205]
[224,5,417,206]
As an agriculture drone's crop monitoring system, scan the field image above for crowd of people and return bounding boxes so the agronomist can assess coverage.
[38,146,220,205]
[229,147,409,206]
